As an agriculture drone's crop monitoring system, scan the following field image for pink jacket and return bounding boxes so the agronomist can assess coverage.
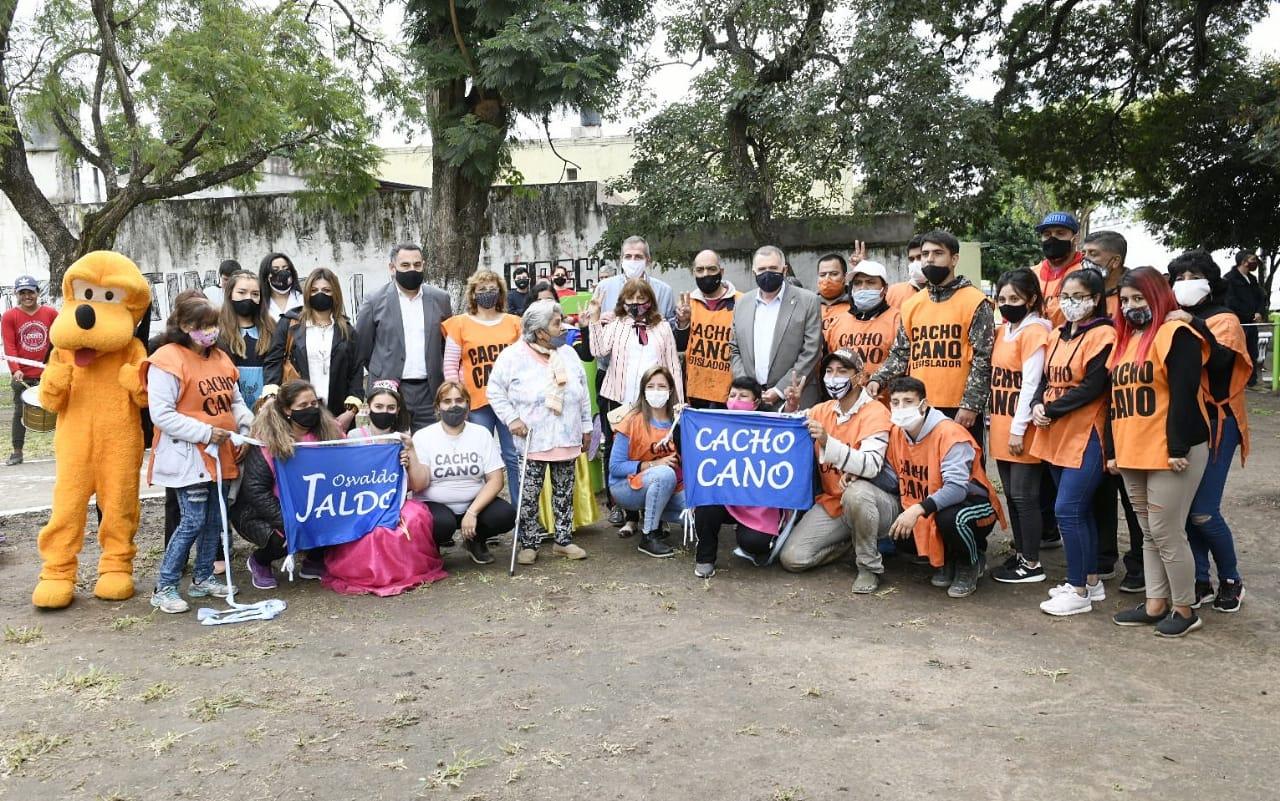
[589,317,684,405]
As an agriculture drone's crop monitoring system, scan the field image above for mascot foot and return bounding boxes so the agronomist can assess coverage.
[32,579,75,609]
[94,572,136,601]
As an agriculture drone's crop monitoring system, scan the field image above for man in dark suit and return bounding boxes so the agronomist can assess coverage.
[355,243,453,429]
[1225,251,1267,386]
[729,244,823,410]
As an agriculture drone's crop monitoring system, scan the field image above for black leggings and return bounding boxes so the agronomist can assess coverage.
[996,460,1044,561]
[426,499,516,547]
[1094,472,1144,577]
[935,495,998,566]
[693,504,775,564]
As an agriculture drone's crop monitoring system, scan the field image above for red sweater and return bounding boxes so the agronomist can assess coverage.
[2,305,57,379]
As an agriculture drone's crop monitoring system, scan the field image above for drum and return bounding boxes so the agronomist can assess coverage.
[20,385,55,432]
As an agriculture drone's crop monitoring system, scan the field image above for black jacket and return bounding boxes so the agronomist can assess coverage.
[1224,269,1266,322]
[231,447,283,550]
[264,309,364,417]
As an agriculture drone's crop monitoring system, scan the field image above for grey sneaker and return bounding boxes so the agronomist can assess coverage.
[852,569,880,594]
[948,556,985,598]
[6,451,22,466]
[151,585,190,614]
[930,563,955,588]
[694,562,716,579]
[188,575,234,598]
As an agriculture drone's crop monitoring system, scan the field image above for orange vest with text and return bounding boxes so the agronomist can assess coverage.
[888,418,1005,567]
[808,399,892,517]
[821,299,851,340]
[1028,322,1116,469]
[885,282,920,310]
[824,306,901,379]
[899,285,988,408]
[1109,321,1208,470]
[988,321,1050,464]
[615,412,681,490]
[684,293,741,403]
[1203,311,1252,463]
[143,343,242,480]
[441,314,522,408]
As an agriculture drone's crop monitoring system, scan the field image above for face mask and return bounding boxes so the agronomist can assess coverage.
[824,375,852,400]
[755,270,785,293]
[545,331,567,349]
[476,290,500,310]
[644,388,670,409]
[395,269,425,292]
[852,289,883,312]
[514,278,529,290]
[552,275,568,287]
[189,328,219,348]
[817,277,845,300]
[1041,237,1073,261]
[626,302,651,321]
[999,303,1029,324]
[368,410,398,432]
[695,274,722,295]
[1059,297,1095,323]
[289,406,321,431]
[890,403,925,430]
[908,260,925,284]
[268,271,294,292]
[231,299,259,318]
[309,293,334,312]
[1081,258,1107,274]
[621,257,646,278]
[1173,278,1211,308]
[725,398,756,411]
[1124,306,1153,328]
[923,264,951,286]
[439,405,468,427]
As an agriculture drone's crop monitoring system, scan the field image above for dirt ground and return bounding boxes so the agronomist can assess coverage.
[2,395,1278,801]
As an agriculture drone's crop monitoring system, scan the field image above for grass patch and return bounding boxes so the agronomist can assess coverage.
[137,682,178,704]
[1024,666,1071,683]
[2,727,69,776]
[169,638,296,668]
[110,611,156,632]
[147,728,200,755]
[4,624,44,645]
[187,692,248,722]
[380,711,421,730]
[42,665,122,702]
[772,787,806,801]
[423,751,491,790]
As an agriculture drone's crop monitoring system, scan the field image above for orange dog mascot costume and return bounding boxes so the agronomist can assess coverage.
[32,251,151,609]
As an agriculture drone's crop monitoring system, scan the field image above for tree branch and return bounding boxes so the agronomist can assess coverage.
[542,116,581,182]
[135,133,321,203]
[91,0,142,179]
[90,49,118,195]
[47,107,115,182]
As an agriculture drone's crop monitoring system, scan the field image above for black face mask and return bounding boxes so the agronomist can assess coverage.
[626,302,651,321]
[695,274,722,295]
[395,270,425,292]
[368,410,398,431]
[231,299,260,318]
[514,278,529,290]
[440,405,468,427]
[309,293,334,312]
[1123,306,1153,328]
[755,270,784,294]
[923,264,951,286]
[268,271,294,292]
[289,406,321,430]
[552,275,568,287]
[999,303,1029,324]
[1041,237,1073,261]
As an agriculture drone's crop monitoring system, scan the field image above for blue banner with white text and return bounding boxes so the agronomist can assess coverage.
[679,409,814,510]
[275,441,405,553]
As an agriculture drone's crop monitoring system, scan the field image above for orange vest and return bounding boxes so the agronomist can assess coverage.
[988,320,1051,464]
[808,398,891,516]
[441,314,521,408]
[142,343,242,479]
[885,282,920,310]
[1109,321,1208,470]
[615,412,681,490]
[684,293,741,403]
[899,285,988,408]
[1027,322,1116,469]
[887,418,1005,567]
[821,299,851,338]
[1203,311,1252,463]
[824,306,900,378]
[1036,255,1083,327]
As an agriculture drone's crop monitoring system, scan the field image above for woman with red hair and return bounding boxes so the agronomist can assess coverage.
[1107,267,1210,637]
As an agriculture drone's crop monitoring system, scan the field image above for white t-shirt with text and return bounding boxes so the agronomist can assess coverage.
[412,421,502,514]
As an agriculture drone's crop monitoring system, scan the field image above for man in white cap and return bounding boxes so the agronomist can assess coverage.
[3,275,58,465]
[824,260,900,380]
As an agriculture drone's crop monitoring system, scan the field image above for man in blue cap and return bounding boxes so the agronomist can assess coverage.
[1034,211,1084,327]
[3,275,58,465]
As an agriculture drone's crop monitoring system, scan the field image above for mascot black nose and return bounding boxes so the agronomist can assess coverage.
[75,304,96,330]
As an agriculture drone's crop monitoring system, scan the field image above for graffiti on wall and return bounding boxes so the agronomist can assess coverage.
[504,257,605,293]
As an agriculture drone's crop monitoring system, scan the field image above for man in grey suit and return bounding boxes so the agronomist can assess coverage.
[355,243,453,429]
[730,245,823,410]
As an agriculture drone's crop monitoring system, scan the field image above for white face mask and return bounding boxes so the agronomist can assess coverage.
[621,256,646,278]
[908,260,925,284]
[890,403,925,430]
[1059,296,1095,323]
[1173,278,1211,308]
[644,388,670,409]
[823,375,852,399]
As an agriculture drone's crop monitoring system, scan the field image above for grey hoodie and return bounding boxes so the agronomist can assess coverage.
[883,408,989,513]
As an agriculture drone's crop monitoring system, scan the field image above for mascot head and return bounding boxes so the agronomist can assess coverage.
[50,251,151,366]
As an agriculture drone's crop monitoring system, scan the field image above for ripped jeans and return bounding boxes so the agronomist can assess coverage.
[156,481,228,590]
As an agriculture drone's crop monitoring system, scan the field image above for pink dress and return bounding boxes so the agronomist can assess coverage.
[323,499,447,596]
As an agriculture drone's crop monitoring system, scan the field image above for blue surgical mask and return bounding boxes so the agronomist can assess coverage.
[547,332,567,348]
[852,289,883,312]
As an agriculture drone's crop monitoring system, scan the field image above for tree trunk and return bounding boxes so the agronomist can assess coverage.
[0,108,80,295]
[726,104,778,244]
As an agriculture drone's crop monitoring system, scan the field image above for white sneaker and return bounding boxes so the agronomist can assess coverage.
[1040,591,1093,616]
[1048,581,1105,600]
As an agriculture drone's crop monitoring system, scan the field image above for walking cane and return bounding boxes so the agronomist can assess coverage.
[508,428,534,576]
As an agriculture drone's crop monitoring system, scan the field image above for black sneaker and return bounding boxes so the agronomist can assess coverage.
[1040,530,1063,550]
[992,557,1046,584]
[465,537,495,565]
[999,552,1020,571]
[1119,573,1146,593]
[637,531,675,558]
[1191,580,1215,609]
[1154,610,1202,638]
[1113,603,1166,627]
[1212,580,1245,613]
[930,563,955,588]
[607,506,626,526]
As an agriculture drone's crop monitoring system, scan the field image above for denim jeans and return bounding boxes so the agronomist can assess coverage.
[1049,430,1103,588]
[157,481,227,589]
[468,404,521,509]
[1188,415,1241,583]
[609,465,685,532]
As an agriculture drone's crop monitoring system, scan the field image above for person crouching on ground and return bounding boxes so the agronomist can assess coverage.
[779,349,901,594]
[233,380,343,588]
[884,376,1005,598]
[143,296,253,613]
